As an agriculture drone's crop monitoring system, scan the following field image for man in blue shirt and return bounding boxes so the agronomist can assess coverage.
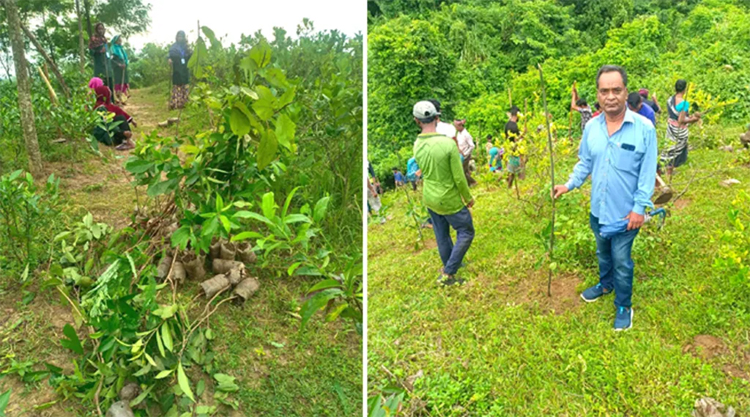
[627,92,656,127]
[553,65,657,331]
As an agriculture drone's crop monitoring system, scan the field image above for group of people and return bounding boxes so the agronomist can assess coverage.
[572,78,702,179]
[408,64,697,331]
[86,24,194,150]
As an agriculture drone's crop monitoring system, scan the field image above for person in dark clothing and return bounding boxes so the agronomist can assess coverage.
[504,106,524,189]
[92,86,137,150]
[639,88,660,114]
[168,31,193,109]
[88,23,114,103]
[110,35,130,104]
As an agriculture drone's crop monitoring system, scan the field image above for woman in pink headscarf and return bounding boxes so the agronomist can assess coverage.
[88,77,104,90]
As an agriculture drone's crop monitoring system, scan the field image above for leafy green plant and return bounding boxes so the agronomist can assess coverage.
[0,170,60,273]
[300,255,363,333]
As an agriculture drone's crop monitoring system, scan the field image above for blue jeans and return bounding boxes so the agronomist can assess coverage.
[590,214,639,308]
[428,207,474,275]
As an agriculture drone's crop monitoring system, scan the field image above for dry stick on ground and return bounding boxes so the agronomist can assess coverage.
[538,63,556,297]
[94,375,104,417]
[179,295,237,358]
[671,167,729,204]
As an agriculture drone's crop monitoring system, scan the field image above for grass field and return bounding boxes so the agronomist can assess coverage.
[0,85,362,416]
[368,138,750,416]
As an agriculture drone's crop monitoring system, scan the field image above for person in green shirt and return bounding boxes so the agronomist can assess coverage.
[413,100,475,286]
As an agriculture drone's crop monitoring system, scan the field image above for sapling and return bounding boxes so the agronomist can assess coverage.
[538,64,556,297]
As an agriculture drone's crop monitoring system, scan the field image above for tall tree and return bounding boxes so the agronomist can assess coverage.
[2,0,43,177]
[76,0,84,72]
[83,0,91,37]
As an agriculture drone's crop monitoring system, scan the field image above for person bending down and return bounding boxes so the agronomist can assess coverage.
[92,86,137,150]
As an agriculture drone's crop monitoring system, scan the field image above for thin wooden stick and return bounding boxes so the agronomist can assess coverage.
[538,64,556,297]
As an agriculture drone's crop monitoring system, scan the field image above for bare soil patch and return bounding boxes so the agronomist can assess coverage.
[684,335,727,360]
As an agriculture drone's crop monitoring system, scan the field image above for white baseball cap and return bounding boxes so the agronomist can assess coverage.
[413,101,441,121]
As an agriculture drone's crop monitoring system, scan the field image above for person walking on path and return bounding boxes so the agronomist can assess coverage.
[455,118,476,186]
[88,23,114,103]
[553,65,657,331]
[413,100,474,286]
[660,79,701,176]
[168,30,192,110]
[110,35,130,104]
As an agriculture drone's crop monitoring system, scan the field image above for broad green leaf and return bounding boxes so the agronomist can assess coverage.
[129,384,154,408]
[257,130,279,170]
[300,289,344,328]
[230,231,264,242]
[313,196,331,223]
[232,211,255,219]
[252,85,276,121]
[60,324,83,354]
[307,279,341,293]
[230,104,251,137]
[177,362,195,402]
[278,87,295,109]
[261,192,276,219]
[213,373,240,392]
[171,226,192,250]
[187,37,207,78]
[275,114,296,150]
[147,177,179,198]
[235,212,273,227]
[326,303,348,322]
[282,186,300,218]
[156,328,166,357]
[219,215,231,233]
[155,369,173,379]
[124,158,154,174]
[287,262,302,276]
[249,39,272,68]
[201,216,220,238]
[161,323,174,353]
[0,389,10,415]
[201,26,221,50]
[284,214,312,224]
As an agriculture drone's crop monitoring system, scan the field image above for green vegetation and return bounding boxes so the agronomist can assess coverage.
[0,3,362,414]
[368,0,750,414]
[367,0,750,179]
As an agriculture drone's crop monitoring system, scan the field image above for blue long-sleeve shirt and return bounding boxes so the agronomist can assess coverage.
[565,109,657,225]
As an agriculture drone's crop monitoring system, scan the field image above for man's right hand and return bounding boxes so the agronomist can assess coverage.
[552,185,569,199]
[466,199,475,209]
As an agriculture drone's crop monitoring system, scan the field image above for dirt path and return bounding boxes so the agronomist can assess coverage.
[42,88,165,230]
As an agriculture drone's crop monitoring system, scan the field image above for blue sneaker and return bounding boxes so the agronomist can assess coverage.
[614,306,633,331]
[580,283,612,302]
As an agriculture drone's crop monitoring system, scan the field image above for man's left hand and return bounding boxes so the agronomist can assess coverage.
[626,211,644,230]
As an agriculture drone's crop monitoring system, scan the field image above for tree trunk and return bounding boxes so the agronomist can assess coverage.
[83,0,92,38]
[2,0,43,178]
[76,0,85,72]
[21,23,70,98]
